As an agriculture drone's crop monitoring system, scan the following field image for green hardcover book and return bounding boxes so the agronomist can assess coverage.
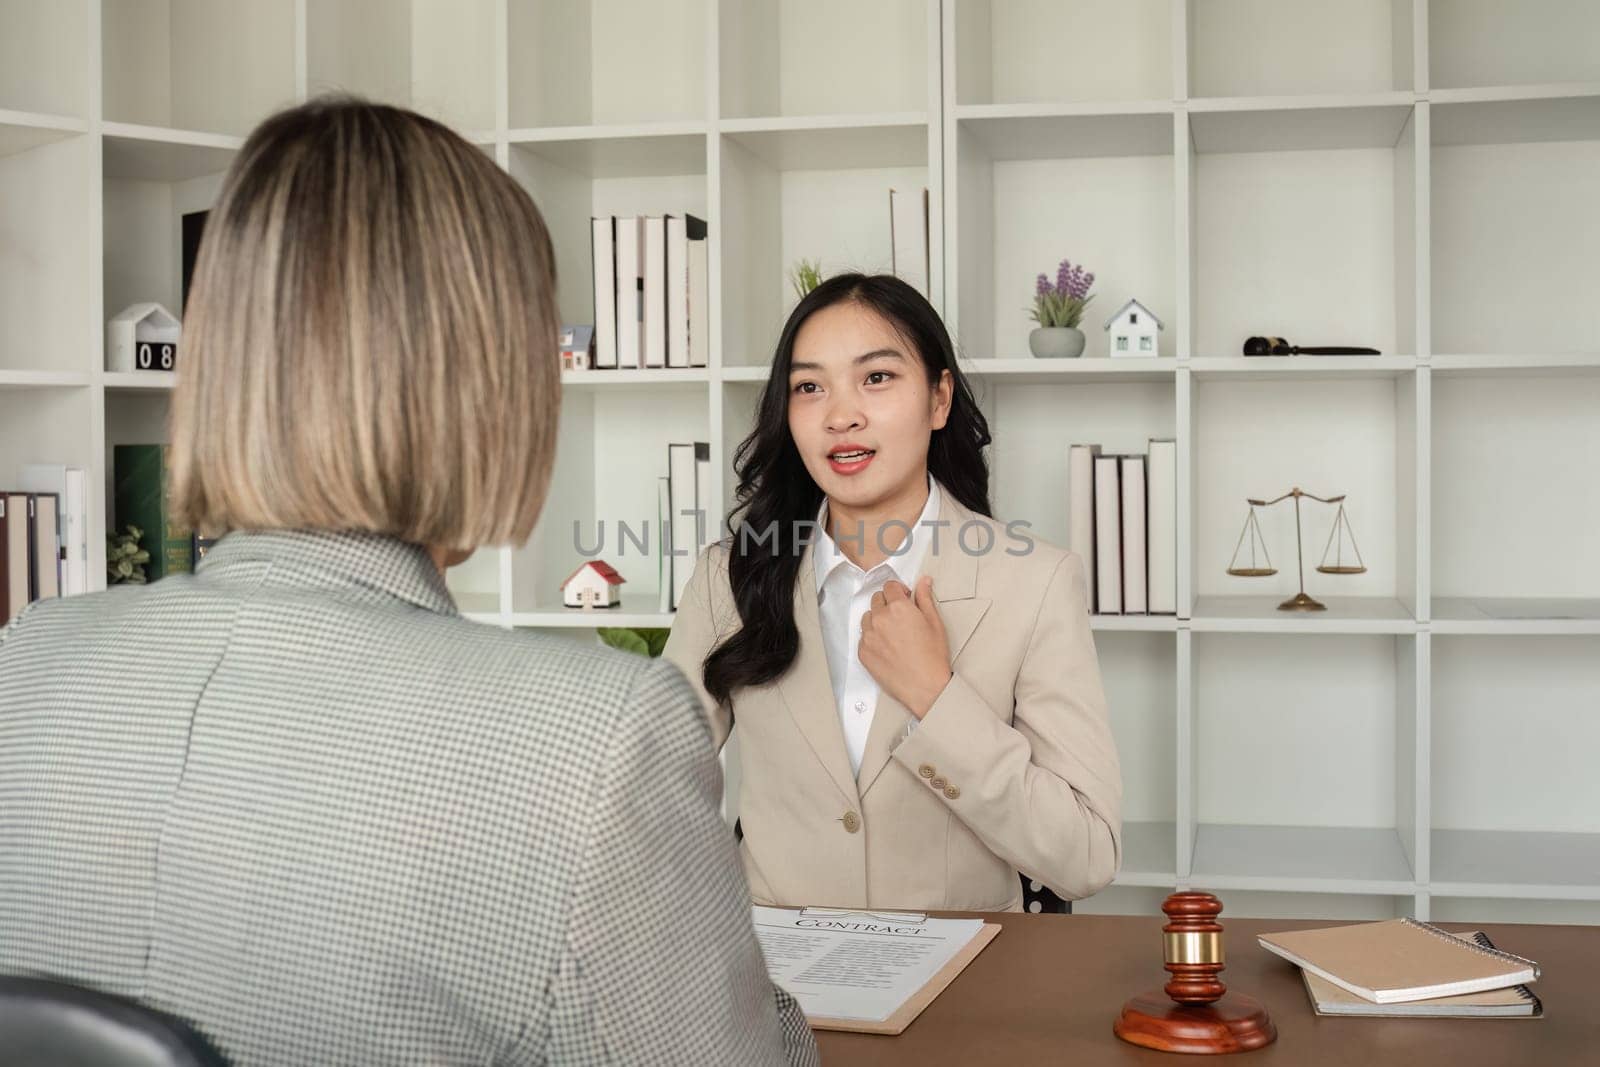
[113,444,193,582]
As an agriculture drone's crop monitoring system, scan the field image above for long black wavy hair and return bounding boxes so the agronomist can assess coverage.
[701,273,993,708]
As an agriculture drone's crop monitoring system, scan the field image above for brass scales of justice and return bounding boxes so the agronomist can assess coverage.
[1226,488,1366,612]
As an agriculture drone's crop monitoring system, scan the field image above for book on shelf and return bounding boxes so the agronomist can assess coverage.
[1067,444,1100,613]
[1093,454,1122,615]
[113,445,193,583]
[889,187,930,299]
[1119,454,1147,614]
[642,215,667,368]
[1146,439,1177,615]
[1300,931,1542,1018]
[591,217,618,369]
[666,214,709,368]
[667,441,712,612]
[591,213,709,372]
[615,216,645,369]
[18,464,87,598]
[1259,918,1541,1005]
[1,492,29,624]
[25,494,60,602]
[1072,441,1176,617]
[657,476,672,613]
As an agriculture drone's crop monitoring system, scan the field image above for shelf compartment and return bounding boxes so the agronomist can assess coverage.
[1429,1,1600,91]
[508,125,709,178]
[1115,820,1179,889]
[1189,824,1416,894]
[1189,104,1418,364]
[103,123,242,182]
[1432,635,1600,899]
[0,0,88,116]
[510,0,707,128]
[1432,375,1600,602]
[718,125,930,368]
[950,0,1171,107]
[1187,356,1417,380]
[1431,830,1600,901]
[1188,632,1421,893]
[983,378,1175,552]
[0,131,93,373]
[1190,597,1416,634]
[719,0,930,121]
[1431,93,1600,357]
[1430,598,1600,636]
[1192,375,1420,616]
[951,109,1175,365]
[1188,0,1414,99]
[101,0,297,137]
[1188,96,1415,154]
[514,387,709,617]
[306,0,498,134]
[0,109,86,159]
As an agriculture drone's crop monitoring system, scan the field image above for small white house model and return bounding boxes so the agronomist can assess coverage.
[562,559,626,608]
[108,303,181,373]
[1104,298,1163,358]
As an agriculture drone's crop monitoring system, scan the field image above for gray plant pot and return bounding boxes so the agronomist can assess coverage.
[1029,326,1086,358]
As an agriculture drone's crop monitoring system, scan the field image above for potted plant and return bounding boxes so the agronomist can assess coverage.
[597,627,670,658]
[107,524,150,584]
[1027,258,1095,358]
[789,258,824,300]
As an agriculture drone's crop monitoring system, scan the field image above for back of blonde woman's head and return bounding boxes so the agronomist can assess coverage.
[170,95,560,550]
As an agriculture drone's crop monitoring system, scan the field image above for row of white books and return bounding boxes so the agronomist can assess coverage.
[591,214,709,370]
[1068,441,1177,615]
[658,441,712,612]
[2,465,89,623]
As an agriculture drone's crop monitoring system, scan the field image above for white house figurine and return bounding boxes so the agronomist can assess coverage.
[1104,298,1163,358]
[562,559,626,608]
[108,303,181,373]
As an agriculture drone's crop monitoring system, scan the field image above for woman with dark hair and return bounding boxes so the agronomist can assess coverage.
[662,273,1123,913]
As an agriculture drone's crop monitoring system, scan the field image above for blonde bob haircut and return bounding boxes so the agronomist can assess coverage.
[170,96,560,551]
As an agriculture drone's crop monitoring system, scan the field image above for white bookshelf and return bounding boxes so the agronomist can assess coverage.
[4,0,1598,922]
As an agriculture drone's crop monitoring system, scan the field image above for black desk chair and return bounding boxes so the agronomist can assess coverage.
[1022,874,1073,914]
[0,976,230,1067]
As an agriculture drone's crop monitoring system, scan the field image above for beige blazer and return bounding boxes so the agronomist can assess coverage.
[662,486,1123,913]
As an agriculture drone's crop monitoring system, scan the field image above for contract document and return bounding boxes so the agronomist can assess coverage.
[752,906,1001,1034]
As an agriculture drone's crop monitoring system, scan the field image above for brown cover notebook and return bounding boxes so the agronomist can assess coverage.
[1259,918,1540,1004]
[1302,931,1543,1018]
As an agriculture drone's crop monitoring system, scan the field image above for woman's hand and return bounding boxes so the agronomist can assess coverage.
[858,575,953,719]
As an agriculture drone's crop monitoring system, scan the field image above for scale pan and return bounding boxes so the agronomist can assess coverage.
[1227,567,1277,577]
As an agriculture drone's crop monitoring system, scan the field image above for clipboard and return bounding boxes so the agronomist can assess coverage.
[803,919,1003,1035]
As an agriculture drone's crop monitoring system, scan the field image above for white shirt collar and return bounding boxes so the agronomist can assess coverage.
[813,473,942,594]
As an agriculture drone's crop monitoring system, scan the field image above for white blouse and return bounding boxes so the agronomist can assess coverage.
[812,473,943,778]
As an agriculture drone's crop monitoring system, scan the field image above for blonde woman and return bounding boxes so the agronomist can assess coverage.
[0,98,815,1067]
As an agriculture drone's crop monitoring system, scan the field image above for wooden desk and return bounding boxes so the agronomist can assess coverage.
[816,914,1590,1064]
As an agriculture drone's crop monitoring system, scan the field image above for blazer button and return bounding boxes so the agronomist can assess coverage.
[930,777,947,791]
[842,811,861,833]
[918,764,937,779]
[943,785,961,800]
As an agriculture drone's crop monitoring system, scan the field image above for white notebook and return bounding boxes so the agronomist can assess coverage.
[1146,439,1177,614]
[1093,454,1122,615]
[1067,444,1100,613]
[1119,454,1147,614]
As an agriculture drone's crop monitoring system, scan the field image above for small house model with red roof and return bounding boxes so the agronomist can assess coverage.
[562,560,626,608]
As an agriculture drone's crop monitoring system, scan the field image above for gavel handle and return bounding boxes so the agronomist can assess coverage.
[1296,345,1381,355]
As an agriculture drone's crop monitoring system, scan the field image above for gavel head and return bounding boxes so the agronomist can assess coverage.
[1242,335,1292,355]
[1162,892,1229,1005]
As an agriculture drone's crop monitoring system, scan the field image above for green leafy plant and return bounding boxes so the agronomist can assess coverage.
[107,524,150,585]
[1028,258,1096,329]
[789,257,825,300]
[597,626,670,658]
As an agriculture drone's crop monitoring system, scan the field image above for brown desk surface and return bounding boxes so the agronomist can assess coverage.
[815,914,1591,1064]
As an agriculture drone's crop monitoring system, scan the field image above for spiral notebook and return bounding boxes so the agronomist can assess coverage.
[1258,918,1540,1004]
[1301,931,1543,1018]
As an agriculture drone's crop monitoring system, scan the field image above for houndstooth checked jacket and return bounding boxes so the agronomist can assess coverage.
[0,529,818,1066]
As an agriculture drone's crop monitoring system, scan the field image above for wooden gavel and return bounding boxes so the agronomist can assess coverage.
[1244,335,1381,356]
